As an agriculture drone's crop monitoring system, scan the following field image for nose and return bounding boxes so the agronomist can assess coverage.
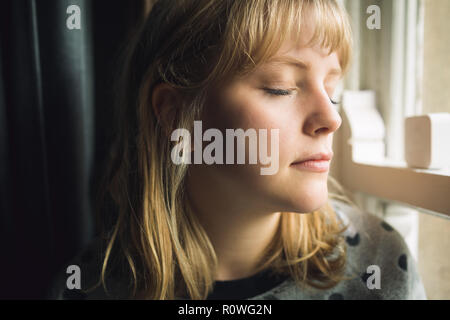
[302,86,342,136]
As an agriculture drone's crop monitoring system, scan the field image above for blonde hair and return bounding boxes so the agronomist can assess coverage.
[88,0,357,299]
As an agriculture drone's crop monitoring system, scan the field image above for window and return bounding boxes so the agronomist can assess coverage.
[330,0,450,299]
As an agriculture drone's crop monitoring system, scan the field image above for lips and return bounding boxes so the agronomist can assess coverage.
[291,152,333,164]
[290,159,330,173]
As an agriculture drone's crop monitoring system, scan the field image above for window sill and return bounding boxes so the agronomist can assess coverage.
[338,91,450,217]
[347,159,450,217]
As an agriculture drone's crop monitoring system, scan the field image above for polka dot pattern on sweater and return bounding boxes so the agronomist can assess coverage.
[381,221,394,232]
[361,271,371,285]
[346,233,360,246]
[398,254,408,271]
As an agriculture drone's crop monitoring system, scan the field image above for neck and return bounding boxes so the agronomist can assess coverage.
[186,164,282,281]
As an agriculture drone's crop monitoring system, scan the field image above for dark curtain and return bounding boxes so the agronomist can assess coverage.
[0,0,145,299]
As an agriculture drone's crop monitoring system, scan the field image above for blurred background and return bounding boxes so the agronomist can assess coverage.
[0,0,448,299]
[0,0,152,299]
[331,0,450,300]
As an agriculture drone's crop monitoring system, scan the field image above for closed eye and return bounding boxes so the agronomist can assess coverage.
[262,87,293,96]
[263,87,341,105]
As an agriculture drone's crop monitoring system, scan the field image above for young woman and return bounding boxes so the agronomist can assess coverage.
[48,0,426,300]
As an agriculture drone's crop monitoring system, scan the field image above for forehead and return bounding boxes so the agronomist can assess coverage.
[261,41,341,78]
[294,8,317,47]
[261,8,341,74]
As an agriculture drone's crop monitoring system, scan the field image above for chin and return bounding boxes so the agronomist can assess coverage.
[285,190,329,214]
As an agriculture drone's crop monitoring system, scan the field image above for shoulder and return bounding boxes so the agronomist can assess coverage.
[46,236,131,300]
[328,198,427,300]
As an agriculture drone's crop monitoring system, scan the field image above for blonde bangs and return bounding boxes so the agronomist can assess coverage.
[220,0,353,78]
[304,0,353,74]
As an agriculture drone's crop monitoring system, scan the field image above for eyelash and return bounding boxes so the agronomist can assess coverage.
[263,88,293,96]
[262,87,340,105]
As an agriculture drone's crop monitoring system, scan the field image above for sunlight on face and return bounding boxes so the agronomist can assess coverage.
[200,21,343,215]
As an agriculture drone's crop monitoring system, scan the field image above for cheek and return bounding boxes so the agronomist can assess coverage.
[205,90,302,169]
[196,72,335,212]
[204,95,261,130]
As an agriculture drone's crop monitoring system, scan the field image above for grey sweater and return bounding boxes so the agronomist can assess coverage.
[248,199,427,300]
[46,198,427,300]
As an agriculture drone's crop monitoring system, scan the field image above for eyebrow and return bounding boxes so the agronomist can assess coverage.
[267,55,342,77]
